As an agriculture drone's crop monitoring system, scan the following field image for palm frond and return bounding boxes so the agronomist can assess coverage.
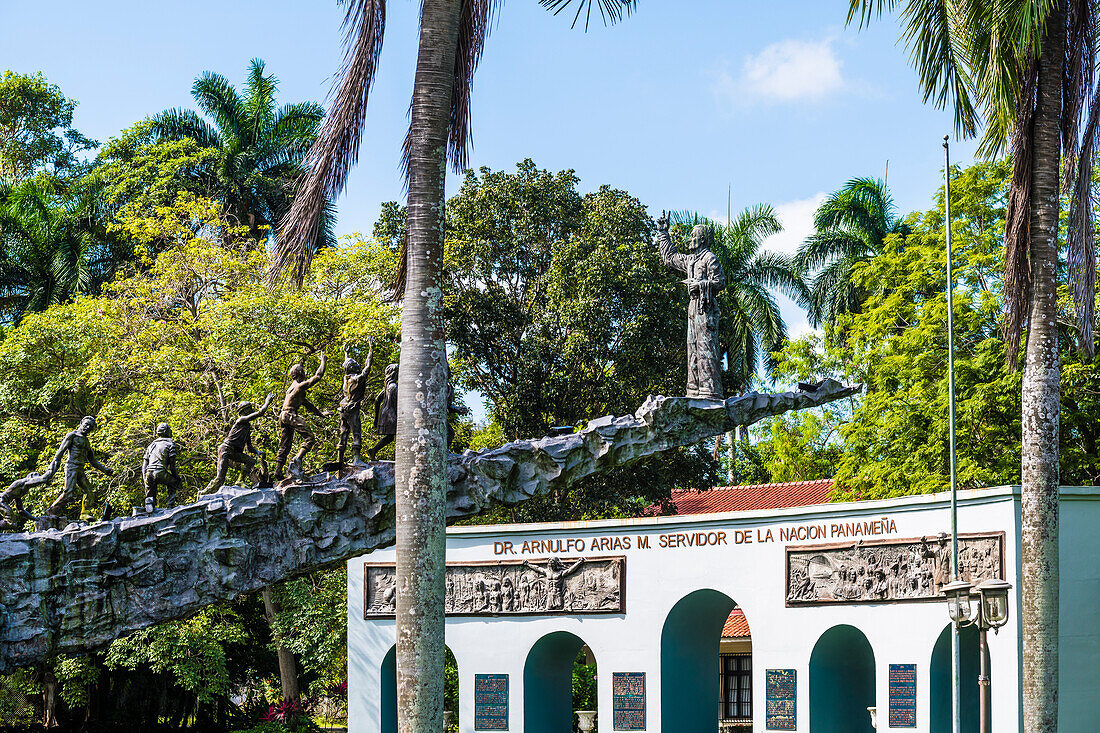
[539,0,638,31]
[1002,58,1037,369]
[192,72,246,142]
[274,0,387,286]
[149,109,223,149]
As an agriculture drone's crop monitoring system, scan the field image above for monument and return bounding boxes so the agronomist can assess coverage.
[339,340,374,467]
[274,352,328,478]
[656,211,726,400]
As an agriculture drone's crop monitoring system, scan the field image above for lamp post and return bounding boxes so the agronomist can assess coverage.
[941,578,1012,733]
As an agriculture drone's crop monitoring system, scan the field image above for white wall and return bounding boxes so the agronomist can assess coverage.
[347,487,1098,733]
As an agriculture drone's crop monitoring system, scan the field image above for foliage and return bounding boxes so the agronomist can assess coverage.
[267,569,348,689]
[794,177,908,333]
[105,607,247,704]
[571,653,597,711]
[150,59,332,250]
[0,71,95,182]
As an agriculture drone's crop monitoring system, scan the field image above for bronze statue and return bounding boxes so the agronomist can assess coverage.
[656,211,726,400]
[204,394,274,494]
[367,363,398,460]
[274,352,328,478]
[0,462,59,524]
[338,340,374,467]
[45,416,114,517]
[142,423,182,511]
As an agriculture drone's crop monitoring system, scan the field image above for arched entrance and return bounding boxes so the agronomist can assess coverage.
[380,645,459,733]
[930,624,980,732]
[809,624,875,732]
[660,588,738,732]
[523,631,595,733]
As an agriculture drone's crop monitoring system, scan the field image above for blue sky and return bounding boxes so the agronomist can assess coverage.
[3,1,980,412]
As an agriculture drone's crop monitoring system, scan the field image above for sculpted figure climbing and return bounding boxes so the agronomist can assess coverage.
[46,415,114,517]
[656,211,726,400]
[204,394,274,494]
[274,351,328,478]
[367,363,398,460]
[338,340,374,467]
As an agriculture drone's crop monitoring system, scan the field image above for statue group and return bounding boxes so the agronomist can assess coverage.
[0,212,730,527]
[0,341,420,525]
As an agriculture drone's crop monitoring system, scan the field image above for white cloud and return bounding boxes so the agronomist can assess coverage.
[714,37,844,105]
[763,192,826,256]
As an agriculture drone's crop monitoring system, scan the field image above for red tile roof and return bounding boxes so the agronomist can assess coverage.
[650,479,834,516]
[722,608,750,638]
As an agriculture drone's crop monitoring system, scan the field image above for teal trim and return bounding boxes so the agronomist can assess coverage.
[523,631,588,733]
[809,625,875,733]
[660,589,737,732]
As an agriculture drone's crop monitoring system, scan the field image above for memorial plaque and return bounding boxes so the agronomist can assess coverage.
[786,532,1004,605]
[474,674,509,730]
[888,664,917,728]
[612,672,646,731]
[765,669,796,731]
[364,556,625,617]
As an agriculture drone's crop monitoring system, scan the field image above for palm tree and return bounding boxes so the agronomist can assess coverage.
[151,59,333,250]
[272,2,638,731]
[794,177,907,331]
[0,176,125,322]
[673,206,810,480]
[848,2,1100,729]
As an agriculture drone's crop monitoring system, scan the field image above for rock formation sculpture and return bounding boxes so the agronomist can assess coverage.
[0,379,858,672]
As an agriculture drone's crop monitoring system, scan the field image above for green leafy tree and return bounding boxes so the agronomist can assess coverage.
[0,71,95,183]
[437,160,715,521]
[794,177,907,332]
[151,59,332,249]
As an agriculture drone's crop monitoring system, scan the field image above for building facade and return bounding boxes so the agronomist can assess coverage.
[347,486,1100,732]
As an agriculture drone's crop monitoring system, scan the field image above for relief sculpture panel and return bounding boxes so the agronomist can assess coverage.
[364,556,625,617]
[785,533,1003,605]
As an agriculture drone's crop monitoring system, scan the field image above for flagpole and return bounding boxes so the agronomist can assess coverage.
[944,135,961,733]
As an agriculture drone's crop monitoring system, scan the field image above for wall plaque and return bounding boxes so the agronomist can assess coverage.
[786,533,1004,605]
[612,672,646,731]
[474,673,509,730]
[888,664,917,728]
[765,669,796,730]
[364,556,625,617]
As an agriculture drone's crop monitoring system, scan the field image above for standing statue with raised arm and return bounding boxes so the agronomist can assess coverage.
[655,211,726,400]
[338,339,374,467]
[367,363,398,460]
[45,416,114,517]
[274,351,328,479]
[142,423,182,512]
[204,394,274,494]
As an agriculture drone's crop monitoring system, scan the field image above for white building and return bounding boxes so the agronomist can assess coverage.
[347,484,1100,732]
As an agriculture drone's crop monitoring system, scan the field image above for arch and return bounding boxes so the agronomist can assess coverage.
[380,645,460,733]
[524,631,594,733]
[809,624,875,733]
[929,624,980,732]
[660,588,738,732]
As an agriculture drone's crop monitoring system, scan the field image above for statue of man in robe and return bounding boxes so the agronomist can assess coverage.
[655,211,726,400]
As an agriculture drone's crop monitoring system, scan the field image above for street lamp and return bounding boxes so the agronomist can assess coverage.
[942,577,1012,733]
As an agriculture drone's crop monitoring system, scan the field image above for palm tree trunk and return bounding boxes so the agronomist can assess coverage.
[262,585,300,703]
[1021,5,1063,731]
[396,2,461,733]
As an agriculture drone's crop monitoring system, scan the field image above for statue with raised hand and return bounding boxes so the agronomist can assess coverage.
[338,338,374,467]
[655,210,726,400]
[142,423,182,512]
[45,416,114,517]
[274,350,328,479]
[367,363,398,460]
[204,394,274,494]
